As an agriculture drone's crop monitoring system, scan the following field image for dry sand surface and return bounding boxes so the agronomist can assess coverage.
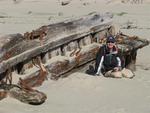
[0,0,150,113]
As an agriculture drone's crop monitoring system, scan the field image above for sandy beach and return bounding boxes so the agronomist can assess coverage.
[0,0,150,113]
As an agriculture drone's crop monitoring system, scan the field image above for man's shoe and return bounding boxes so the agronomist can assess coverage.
[95,73,102,76]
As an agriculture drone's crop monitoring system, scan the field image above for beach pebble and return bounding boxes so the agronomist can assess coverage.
[61,0,71,6]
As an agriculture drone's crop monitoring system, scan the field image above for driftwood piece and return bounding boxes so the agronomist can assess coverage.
[0,84,47,105]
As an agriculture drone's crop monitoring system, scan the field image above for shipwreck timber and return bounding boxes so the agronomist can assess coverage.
[0,12,114,80]
[0,12,149,104]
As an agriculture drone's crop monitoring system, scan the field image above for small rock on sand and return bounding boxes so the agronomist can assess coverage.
[61,0,71,6]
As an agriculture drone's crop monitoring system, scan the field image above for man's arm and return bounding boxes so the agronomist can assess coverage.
[113,56,122,71]
[117,57,121,67]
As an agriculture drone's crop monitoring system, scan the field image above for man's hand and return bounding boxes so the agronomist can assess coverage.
[113,67,121,72]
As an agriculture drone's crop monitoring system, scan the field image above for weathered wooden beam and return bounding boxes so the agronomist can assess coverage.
[19,43,100,82]
[117,34,149,53]
[0,84,47,105]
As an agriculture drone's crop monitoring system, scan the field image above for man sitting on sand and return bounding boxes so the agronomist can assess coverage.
[95,36,134,78]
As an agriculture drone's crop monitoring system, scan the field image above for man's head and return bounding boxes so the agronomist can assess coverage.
[106,36,116,49]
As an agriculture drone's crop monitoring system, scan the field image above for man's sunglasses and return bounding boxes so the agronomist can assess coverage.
[107,41,115,43]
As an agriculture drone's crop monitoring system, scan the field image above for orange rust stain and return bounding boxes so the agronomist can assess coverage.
[0,91,7,100]
[18,57,48,88]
